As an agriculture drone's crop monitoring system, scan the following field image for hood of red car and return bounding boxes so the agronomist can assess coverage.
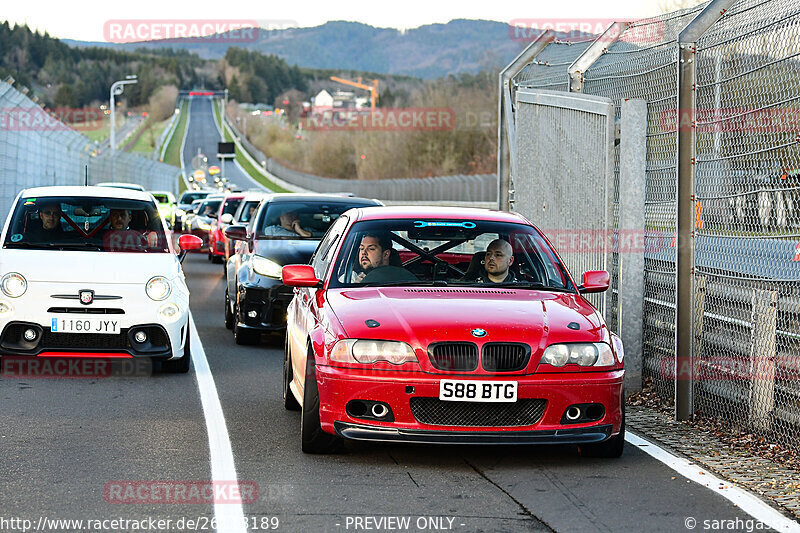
[327,286,604,349]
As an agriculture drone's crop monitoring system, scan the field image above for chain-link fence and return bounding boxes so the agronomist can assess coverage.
[691,0,800,443]
[0,80,182,222]
[502,0,800,452]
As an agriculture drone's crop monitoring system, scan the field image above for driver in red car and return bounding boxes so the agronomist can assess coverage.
[354,232,416,283]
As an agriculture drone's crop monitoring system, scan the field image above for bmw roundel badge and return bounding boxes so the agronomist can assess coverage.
[471,328,487,338]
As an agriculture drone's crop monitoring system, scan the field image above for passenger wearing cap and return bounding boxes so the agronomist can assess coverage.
[263,210,311,237]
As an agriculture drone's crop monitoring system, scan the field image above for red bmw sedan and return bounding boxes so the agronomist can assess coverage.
[282,207,625,456]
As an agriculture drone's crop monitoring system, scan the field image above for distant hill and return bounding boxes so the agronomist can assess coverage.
[63,19,530,79]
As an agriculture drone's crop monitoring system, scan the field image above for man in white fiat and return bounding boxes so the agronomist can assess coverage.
[0,186,202,373]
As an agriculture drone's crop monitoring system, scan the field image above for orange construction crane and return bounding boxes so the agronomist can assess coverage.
[330,76,379,109]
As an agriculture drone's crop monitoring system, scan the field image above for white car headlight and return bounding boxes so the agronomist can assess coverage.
[1,273,27,298]
[252,255,283,278]
[541,343,615,367]
[0,300,13,314]
[330,339,417,365]
[146,276,172,301]
[197,219,212,230]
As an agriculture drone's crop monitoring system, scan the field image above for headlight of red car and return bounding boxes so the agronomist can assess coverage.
[540,342,616,368]
[610,334,624,363]
[330,339,417,365]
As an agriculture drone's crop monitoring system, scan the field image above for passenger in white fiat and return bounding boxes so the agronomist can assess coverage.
[0,186,203,372]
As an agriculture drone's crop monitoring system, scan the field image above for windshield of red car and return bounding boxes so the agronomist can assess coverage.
[3,196,170,253]
[327,219,574,291]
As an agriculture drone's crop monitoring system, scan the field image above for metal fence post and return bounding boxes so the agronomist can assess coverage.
[618,98,647,392]
[497,30,554,211]
[675,0,737,421]
[749,289,777,433]
[568,22,628,93]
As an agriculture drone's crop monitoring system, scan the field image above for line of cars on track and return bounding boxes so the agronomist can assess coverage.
[0,181,626,458]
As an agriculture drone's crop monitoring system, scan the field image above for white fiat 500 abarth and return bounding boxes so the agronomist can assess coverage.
[0,186,202,372]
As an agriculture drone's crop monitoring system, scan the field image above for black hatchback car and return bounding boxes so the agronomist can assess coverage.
[223,194,382,345]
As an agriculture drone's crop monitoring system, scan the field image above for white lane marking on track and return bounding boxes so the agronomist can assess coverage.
[626,431,799,532]
[190,313,247,533]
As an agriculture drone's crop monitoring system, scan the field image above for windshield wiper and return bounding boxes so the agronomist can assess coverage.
[358,280,447,287]
[466,281,575,292]
[3,242,98,250]
[54,243,104,251]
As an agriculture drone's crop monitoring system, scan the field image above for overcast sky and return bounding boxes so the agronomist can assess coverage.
[4,0,688,42]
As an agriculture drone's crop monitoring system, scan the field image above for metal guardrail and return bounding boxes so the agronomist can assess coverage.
[222,112,497,203]
[0,81,181,222]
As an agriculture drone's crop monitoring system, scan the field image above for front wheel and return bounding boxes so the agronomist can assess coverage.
[224,289,234,330]
[283,335,300,411]
[578,404,625,458]
[233,304,259,345]
[301,352,343,453]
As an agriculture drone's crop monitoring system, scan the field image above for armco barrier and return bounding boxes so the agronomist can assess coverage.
[223,113,497,203]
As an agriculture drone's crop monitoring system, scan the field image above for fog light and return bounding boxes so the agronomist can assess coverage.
[134,331,147,343]
[158,303,180,321]
[247,310,257,318]
[23,328,37,341]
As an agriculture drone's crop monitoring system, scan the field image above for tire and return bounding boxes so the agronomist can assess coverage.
[224,290,234,330]
[578,402,625,458]
[207,251,213,262]
[301,349,343,453]
[283,335,300,411]
[212,254,223,264]
[162,323,191,374]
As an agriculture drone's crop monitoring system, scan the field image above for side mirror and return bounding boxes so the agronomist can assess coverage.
[224,224,249,241]
[282,264,322,287]
[177,234,203,263]
[578,270,610,294]
[220,213,234,225]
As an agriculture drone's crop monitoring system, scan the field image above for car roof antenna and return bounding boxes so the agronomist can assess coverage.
[84,165,89,186]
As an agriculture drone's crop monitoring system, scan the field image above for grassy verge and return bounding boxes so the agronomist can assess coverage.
[129,117,171,155]
[163,101,189,168]
[217,100,289,193]
[73,114,119,143]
